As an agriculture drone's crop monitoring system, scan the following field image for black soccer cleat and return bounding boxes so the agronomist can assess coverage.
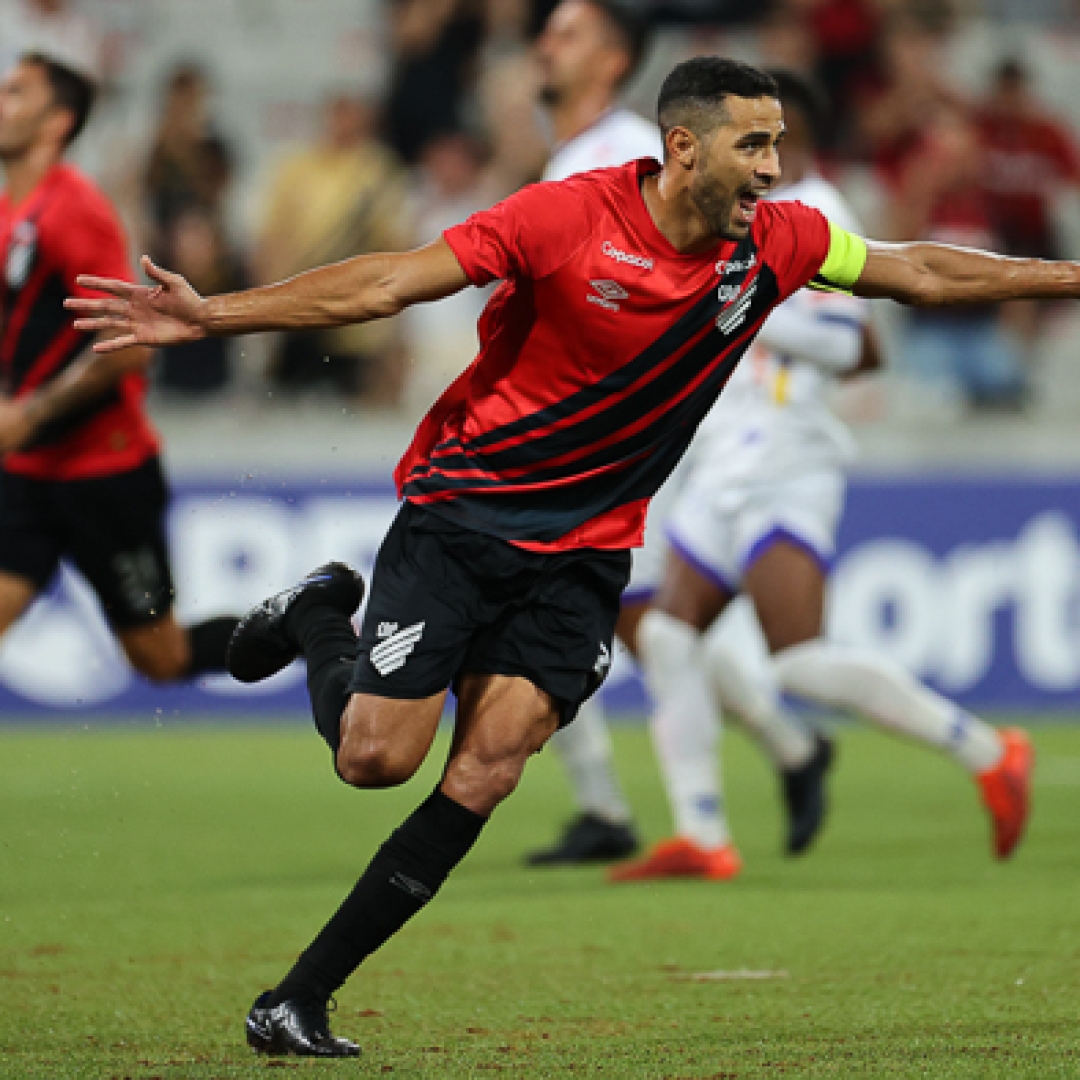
[781,732,835,856]
[227,562,365,684]
[245,991,360,1058]
[526,812,640,866]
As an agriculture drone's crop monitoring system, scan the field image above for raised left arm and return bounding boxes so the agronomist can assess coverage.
[853,240,1080,306]
[0,341,150,453]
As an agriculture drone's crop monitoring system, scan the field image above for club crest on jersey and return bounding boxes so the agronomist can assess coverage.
[587,279,629,312]
[5,220,37,291]
[716,279,758,335]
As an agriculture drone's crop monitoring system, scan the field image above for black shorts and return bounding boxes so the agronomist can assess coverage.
[348,501,631,725]
[0,457,175,629]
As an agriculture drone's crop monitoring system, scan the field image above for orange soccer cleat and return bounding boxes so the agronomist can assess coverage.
[607,837,742,883]
[976,728,1034,860]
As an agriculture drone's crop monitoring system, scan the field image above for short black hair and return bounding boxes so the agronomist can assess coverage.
[657,57,778,142]
[766,69,827,148]
[586,0,650,86]
[20,52,97,146]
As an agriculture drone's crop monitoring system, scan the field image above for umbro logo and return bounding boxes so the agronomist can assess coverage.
[587,279,629,312]
[716,279,758,335]
[370,621,425,675]
[389,871,432,901]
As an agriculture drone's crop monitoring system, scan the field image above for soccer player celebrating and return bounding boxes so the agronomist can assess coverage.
[72,57,1063,1058]
[0,54,240,685]
[527,0,659,866]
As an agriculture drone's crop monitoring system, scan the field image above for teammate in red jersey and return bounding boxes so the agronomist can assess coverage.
[72,56,1063,1058]
[0,54,239,684]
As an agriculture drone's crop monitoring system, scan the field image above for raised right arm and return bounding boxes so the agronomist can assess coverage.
[67,238,470,353]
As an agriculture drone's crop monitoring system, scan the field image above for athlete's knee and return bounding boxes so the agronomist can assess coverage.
[442,750,525,812]
[335,735,422,789]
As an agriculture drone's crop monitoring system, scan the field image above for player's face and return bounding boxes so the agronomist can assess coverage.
[692,95,784,241]
[536,0,622,106]
[0,61,56,160]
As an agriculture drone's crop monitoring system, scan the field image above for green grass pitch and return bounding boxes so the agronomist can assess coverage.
[1,720,1078,1078]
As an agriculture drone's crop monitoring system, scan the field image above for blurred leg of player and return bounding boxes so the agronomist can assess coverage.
[0,465,239,684]
[707,537,1033,860]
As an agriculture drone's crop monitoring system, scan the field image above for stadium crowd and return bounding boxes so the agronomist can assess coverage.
[5,0,1080,417]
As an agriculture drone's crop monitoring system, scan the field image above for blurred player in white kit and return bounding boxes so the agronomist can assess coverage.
[612,71,1033,881]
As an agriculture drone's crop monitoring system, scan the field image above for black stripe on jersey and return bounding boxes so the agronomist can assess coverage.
[415,269,776,485]
[4,272,84,390]
[403,271,780,541]
[461,235,761,454]
[2,270,120,445]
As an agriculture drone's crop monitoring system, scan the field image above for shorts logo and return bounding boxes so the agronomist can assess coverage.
[601,241,654,271]
[376,621,399,639]
[594,642,611,677]
[370,621,425,676]
[716,279,758,335]
[588,279,629,312]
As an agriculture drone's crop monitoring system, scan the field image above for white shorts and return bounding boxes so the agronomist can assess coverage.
[623,458,687,604]
[665,468,845,593]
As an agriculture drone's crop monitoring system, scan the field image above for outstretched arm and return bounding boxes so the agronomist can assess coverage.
[853,240,1080,306]
[66,238,470,354]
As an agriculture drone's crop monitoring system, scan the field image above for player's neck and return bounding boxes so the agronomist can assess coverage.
[2,144,61,206]
[642,170,720,255]
[551,88,616,144]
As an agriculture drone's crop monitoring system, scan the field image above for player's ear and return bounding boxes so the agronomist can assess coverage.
[664,126,696,169]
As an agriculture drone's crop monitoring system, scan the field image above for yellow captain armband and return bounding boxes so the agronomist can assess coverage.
[810,221,868,295]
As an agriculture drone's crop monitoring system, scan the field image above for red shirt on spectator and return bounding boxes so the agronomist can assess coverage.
[977,106,1080,257]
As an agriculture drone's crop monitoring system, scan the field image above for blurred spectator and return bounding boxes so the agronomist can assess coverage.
[142,63,241,396]
[402,133,499,409]
[856,13,965,185]
[475,0,549,193]
[977,57,1080,263]
[255,93,412,403]
[0,0,105,80]
[795,0,883,153]
[382,0,485,165]
[891,103,1028,411]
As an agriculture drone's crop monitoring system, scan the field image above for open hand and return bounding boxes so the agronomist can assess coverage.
[65,255,207,353]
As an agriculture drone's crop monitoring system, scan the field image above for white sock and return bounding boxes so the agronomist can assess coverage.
[549,697,632,824]
[701,618,815,771]
[774,639,1004,774]
[638,610,731,848]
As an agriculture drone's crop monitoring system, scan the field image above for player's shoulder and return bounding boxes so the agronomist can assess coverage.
[780,174,862,233]
[46,165,125,232]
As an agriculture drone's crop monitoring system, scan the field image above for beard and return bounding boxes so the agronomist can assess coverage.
[690,177,740,240]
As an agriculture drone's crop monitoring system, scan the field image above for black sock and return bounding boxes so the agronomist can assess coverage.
[184,616,240,677]
[285,599,358,752]
[268,789,486,1005]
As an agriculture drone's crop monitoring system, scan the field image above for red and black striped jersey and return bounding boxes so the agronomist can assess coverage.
[0,164,158,480]
[396,159,832,552]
